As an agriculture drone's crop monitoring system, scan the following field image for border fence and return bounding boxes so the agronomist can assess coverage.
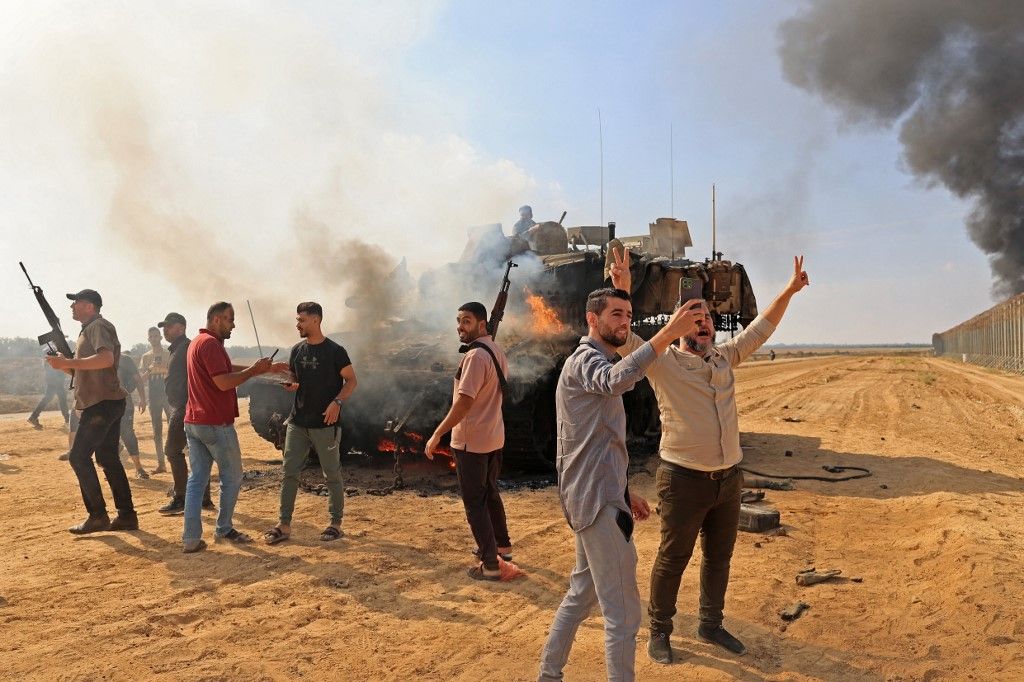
[933,293,1024,374]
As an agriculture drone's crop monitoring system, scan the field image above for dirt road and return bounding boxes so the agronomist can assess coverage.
[1,355,1022,680]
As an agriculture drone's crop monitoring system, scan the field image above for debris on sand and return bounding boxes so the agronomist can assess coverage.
[780,601,810,621]
[796,568,842,586]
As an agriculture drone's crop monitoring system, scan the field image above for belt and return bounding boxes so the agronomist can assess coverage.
[661,461,738,481]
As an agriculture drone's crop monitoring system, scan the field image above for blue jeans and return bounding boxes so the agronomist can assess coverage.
[183,423,244,543]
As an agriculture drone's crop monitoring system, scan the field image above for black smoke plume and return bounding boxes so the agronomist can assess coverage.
[778,0,1024,297]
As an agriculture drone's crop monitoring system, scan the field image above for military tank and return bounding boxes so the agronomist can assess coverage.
[246,215,757,472]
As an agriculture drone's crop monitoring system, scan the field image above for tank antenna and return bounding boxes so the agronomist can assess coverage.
[598,108,604,226]
[670,124,675,217]
[711,183,717,260]
[246,299,264,357]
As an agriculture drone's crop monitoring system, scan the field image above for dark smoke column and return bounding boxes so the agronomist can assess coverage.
[778,0,1024,298]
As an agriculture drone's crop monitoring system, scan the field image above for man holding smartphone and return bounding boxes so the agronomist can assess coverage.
[264,302,357,545]
[538,285,704,682]
[612,250,810,662]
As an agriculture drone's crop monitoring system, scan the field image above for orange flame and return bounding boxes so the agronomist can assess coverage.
[525,288,567,336]
[378,432,455,469]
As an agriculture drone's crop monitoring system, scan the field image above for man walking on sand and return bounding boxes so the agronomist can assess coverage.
[116,351,150,480]
[537,286,703,682]
[47,288,139,534]
[426,301,512,581]
[141,326,172,473]
[264,302,357,545]
[181,301,286,553]
[612,249,809,662]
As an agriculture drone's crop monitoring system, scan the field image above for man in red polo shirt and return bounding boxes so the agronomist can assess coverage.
[182,301,287,553]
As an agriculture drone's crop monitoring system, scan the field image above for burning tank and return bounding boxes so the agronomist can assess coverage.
[246,215,757,472]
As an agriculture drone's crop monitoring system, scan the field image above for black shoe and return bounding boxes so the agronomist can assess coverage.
[159,497,186,516]
[28,416,42,430]
[202,500,216,511]
[69,515,110,534]
[697,625,746,656]
[109,513,139,531]
[648,631,673,664]
[58,452,70,461]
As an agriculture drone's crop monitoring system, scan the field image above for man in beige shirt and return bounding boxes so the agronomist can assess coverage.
[426,301,511,581]
[614,252,809,661]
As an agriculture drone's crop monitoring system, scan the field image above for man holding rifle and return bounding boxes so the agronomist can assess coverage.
[612,249,809,662]
[426,301,512,581]
[47,289,138,534]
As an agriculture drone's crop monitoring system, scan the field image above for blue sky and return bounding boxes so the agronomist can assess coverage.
[0,1,994,346]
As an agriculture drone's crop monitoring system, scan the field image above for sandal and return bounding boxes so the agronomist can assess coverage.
[319,526,343,542]
[215,528,253,544]
[467,562,501,582]
[473,547,513,562]
[264,527,290,545]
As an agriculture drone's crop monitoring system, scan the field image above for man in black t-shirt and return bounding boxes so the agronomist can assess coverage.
[264,302,357,545]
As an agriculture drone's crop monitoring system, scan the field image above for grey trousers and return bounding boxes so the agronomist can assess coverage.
[538,504,642,682]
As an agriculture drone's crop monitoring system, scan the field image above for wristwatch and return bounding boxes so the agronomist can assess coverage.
[333,398,343,408]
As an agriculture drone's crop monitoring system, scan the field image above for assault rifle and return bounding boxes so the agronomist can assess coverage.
[19,262,75,384]
[487,260,518,341]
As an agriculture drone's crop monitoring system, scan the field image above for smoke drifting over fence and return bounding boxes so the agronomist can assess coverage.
[778,0,1024,298]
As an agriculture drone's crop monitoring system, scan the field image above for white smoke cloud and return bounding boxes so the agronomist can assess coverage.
[0,1,554,343]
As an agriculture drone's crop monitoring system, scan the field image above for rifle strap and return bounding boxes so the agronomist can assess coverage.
[457,341,508,392]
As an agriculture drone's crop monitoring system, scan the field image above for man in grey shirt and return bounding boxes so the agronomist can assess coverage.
[538,284,704,682]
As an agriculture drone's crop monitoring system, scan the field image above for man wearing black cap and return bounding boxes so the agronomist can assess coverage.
[47,289,137,534]
[155,312,212,515]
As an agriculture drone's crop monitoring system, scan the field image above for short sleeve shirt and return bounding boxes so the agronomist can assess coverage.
[73,315,128,410]
[450,336,508,454]
[141,347,170,380]
[288,338,352,428]
[185,329,238,425]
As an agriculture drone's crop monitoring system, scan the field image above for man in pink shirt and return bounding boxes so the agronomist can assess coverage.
[426,301,511,581]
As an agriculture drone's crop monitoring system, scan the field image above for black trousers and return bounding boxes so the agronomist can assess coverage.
[454,448,511,571]
[648,461,743,635]
[165,405,210,503]
[31,382,69,422]
[69,399,134,517]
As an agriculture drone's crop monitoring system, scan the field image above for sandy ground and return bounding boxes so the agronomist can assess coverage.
[1,355,1023,681]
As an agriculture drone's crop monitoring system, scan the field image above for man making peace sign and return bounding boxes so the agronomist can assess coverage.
[613,250,810,663]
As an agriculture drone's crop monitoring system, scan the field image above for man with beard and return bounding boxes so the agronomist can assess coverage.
[155,313,213,516]
[425,301,511,581]
[613,250,809,661]
[537,286,703,682]
[140,326,172,473]
[264,302,357,545]
[47,289,138,534]
[181,302,287,553]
